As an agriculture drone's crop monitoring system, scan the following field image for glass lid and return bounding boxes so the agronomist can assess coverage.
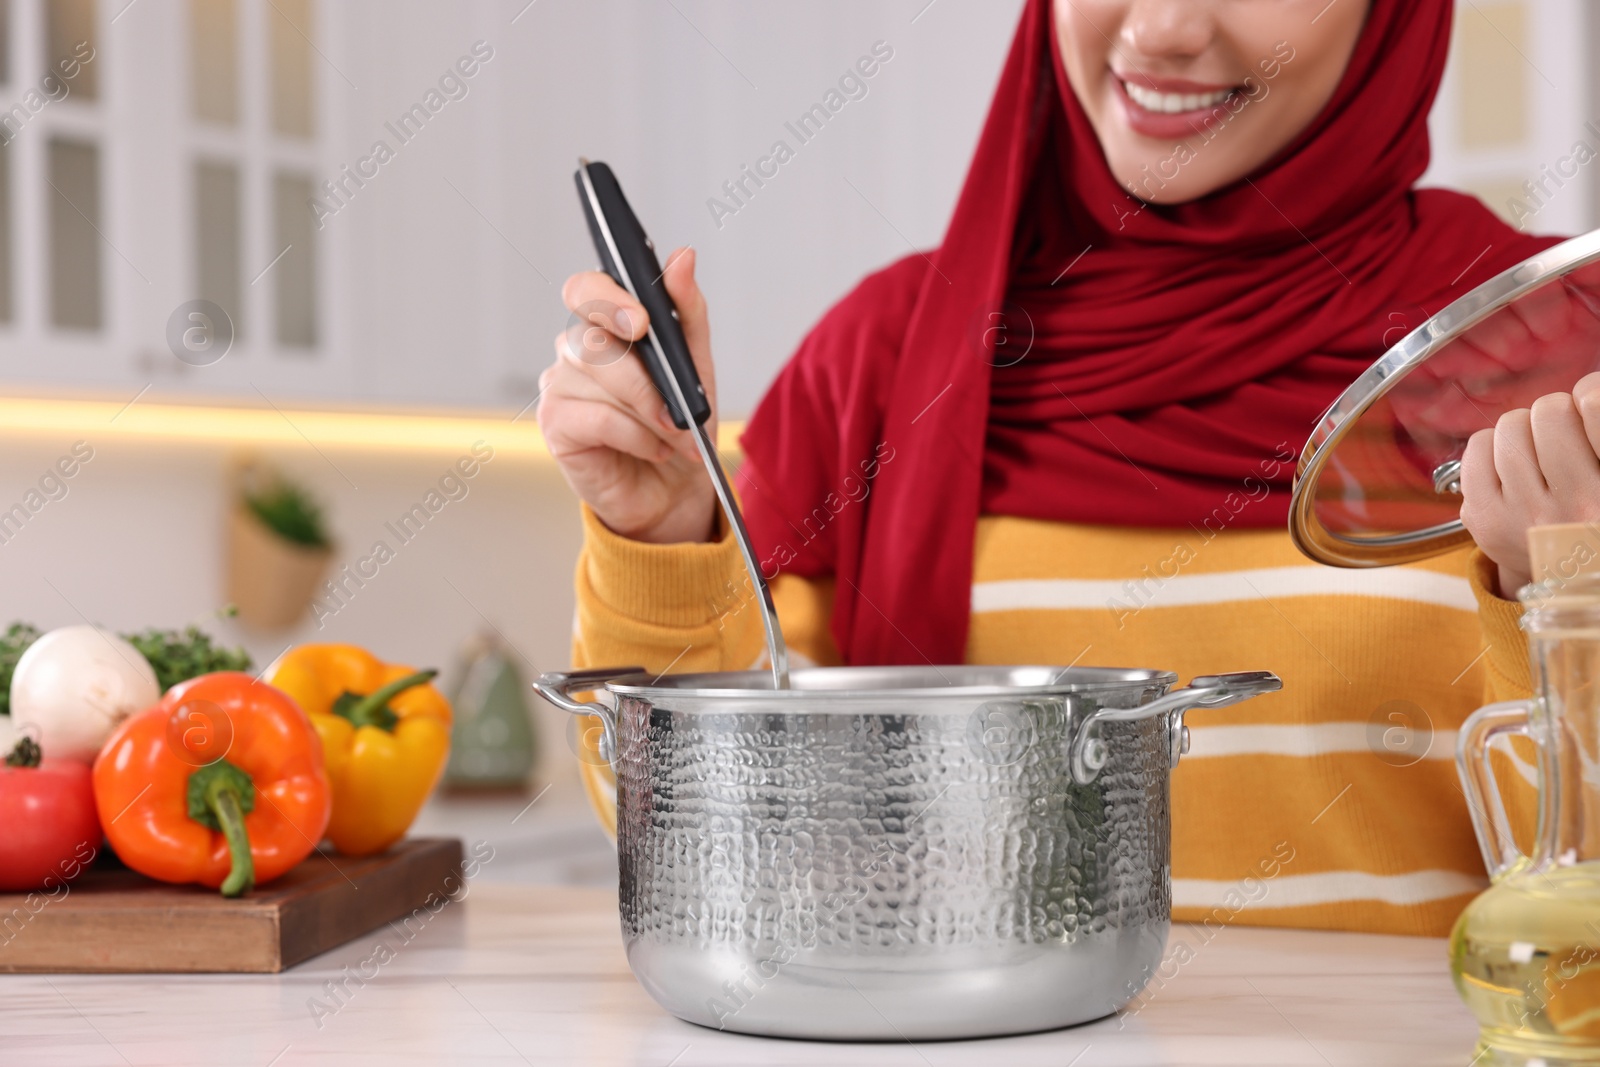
[1290,228,1600,567]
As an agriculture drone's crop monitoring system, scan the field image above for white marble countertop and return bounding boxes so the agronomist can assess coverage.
[2,878,1483,1067]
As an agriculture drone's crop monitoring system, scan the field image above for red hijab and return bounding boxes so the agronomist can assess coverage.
[737,0,1557,667]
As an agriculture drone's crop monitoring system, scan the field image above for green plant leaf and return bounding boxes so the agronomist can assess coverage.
[245,480,330,549]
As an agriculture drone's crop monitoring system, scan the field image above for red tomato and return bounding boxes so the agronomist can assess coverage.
[0,759,102,891]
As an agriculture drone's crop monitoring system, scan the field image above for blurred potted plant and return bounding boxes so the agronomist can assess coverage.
[227,459,333,630]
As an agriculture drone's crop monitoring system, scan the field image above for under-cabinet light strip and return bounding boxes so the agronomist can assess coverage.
[0,396,745,458]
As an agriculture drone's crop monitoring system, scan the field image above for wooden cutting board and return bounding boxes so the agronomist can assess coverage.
[0,837,464,973]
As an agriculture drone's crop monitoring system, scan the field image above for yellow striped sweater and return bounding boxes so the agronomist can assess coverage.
[571,503,1533,937]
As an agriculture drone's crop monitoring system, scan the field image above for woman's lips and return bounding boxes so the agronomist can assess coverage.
[1110,73,1240,140]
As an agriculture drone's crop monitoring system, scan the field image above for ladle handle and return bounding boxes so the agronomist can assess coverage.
[573,159,789,690]
[574,159,711,430]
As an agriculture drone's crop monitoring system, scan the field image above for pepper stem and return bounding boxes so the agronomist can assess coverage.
[210,783,254,897]
[5,735,40,768]
[187,759,257,898]
[333,669,438,733]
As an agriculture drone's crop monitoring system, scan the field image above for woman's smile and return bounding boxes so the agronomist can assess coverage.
[1110,70,1242,139]
[1059,0,1369,204]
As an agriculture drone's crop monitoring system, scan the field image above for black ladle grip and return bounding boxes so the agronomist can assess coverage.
[574,160,711,430]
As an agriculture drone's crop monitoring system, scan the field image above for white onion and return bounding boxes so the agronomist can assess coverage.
[11,626,161,762]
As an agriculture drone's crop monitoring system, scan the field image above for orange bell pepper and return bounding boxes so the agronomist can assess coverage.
[93,672,331,897]
[269,644,452,857]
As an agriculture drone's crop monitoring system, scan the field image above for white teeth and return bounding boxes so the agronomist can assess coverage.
[1122,80,1233,115]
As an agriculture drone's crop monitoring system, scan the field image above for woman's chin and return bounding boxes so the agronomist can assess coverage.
[1106,161,1230,206]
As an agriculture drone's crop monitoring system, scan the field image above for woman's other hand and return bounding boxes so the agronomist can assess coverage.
[1459,372,1600,597]
[537,247,719,544]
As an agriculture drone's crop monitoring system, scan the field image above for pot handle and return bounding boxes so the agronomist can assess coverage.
[532,666,642,766]
[1071,670,1282,785]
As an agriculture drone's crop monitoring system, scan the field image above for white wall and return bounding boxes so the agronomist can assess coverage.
[0,427,588,782]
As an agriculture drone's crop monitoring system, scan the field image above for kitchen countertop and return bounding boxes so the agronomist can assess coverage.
[406,781,618,889]
[3,877,1483,1067]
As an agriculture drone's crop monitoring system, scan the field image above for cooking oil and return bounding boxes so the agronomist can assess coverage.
[1451,862,1600,1065]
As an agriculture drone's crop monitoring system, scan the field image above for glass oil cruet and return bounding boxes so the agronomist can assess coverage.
[1454,522,1600,1065]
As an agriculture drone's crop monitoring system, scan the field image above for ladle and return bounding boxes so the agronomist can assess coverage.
[574,159,789,688]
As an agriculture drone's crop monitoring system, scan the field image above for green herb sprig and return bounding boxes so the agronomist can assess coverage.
[0,623,41,715]
[122,626,254,694]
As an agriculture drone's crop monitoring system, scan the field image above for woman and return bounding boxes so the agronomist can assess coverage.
[538,0,1596,937]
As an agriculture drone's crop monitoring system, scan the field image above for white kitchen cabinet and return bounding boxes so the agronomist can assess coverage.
[0,0,1589,417]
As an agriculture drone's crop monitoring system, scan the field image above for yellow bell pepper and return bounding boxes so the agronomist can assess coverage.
[270,644,452,857]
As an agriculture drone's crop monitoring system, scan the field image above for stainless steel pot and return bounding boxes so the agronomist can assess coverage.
[536,664,1281,1041]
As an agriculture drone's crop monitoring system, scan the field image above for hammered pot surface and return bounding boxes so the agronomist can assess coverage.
[613,683,1175,1040]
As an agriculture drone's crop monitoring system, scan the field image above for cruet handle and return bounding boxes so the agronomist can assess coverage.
[1456,699,1544,881]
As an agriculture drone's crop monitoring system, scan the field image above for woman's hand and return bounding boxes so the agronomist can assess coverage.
[1459,372,1600,597]
[536,247,719,544]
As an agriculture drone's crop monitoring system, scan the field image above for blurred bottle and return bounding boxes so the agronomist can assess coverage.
[444,632,537,791]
